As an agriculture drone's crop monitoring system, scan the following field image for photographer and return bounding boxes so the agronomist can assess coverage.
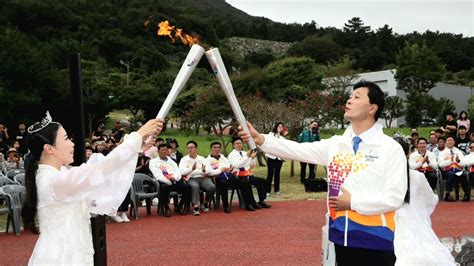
[297,120,320,183]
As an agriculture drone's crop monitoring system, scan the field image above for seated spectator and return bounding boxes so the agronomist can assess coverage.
[150,144,191,217]
[467,132,474,154]
[456,125,470,154]
[410,132,419,153]
[136,152,152,176]
[111,121,125,141]
[461,143,474,202]
[91,124,106,142]
[156,137,165,146]
[438,136,469,202]
[104,137,117,155]
[143,136,158,159]
[432,136,446,157]
[85,146,94,162]
[179,141,216,216]
[408,137,438,191]
[12,140,24,158]
[457,110,470,132]
[228,137,271,211]
[205,142,240,213]
[167,138,183,165]
[5,148,24,172]
[92,139,107,155]
[427,133,438,152]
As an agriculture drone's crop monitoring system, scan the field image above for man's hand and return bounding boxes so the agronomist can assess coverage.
[221,167,230,173]
[239,122,265,146]
[328,187,352,211]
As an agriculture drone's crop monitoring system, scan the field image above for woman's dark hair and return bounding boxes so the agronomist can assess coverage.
[271,122,283,134]
[393,136,410,204]
[459,111,468,120]
[22,123,61,233]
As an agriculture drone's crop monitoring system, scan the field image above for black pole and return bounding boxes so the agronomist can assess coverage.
[69,53,86,165]
[69,53,107,266]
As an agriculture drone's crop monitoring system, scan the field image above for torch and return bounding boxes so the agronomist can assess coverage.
[156,44,205,119]
[205,48,257,150]
[144,44,205,144]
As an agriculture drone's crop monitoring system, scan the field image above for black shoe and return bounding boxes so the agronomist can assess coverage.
[224,207,231,213]
[462,196,470,202]
[245,205,256,211]
[164,205,171,217]
[444,194,456,202]
[251,203,261,209]
[258,201,271,209]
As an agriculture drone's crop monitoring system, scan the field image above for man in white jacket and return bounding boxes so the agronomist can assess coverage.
[204,141,244,213]
[240,80,407,265]
[438,136,470,202]
[149,143,191,216]
[408,137,438,191]
[228,137,271,211]
[179,140,216,216]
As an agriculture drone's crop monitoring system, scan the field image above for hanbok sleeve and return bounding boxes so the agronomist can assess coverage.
[413,170,438,221]
[49,132,142,215]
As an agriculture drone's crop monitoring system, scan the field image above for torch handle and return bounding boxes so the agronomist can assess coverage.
[205,48,257,150]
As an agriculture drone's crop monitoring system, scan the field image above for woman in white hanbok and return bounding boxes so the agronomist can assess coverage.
[21,112,162,265]
[393,137,455,266]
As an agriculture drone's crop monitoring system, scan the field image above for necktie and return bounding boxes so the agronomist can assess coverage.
[239,151,243,157]
[353,136,362,155]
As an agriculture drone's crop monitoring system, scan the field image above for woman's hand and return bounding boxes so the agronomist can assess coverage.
[137,119,164,139]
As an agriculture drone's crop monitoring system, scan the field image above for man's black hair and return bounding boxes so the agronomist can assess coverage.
[210,141,221,148]
[186,140,198,148]
[353,80,385,121]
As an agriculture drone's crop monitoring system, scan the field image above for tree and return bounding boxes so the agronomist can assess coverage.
[321,56,359,128]
[467,94,474,120]
[432,97,456,126]
[381,96,405,128]
[287,35,342,64]
[396,42,446,94]
[262,56,324,101]
[396,42,446,127]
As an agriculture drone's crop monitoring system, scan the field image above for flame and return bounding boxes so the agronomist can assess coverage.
[156,20,200,46]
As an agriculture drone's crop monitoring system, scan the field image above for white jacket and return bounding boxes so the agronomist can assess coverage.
[260,123,407,250]
[179,154,206,179]
[437,147,465,170]
[228,149,256,177]
[149,156,181,185]
[408,150,438,172]
[204,154,231,176]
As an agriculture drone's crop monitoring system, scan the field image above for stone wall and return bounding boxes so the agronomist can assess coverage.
[222,37,292,57]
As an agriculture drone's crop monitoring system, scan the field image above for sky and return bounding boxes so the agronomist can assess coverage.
[226,0,473,37]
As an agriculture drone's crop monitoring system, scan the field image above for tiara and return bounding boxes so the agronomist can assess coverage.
[27,111,61,133]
